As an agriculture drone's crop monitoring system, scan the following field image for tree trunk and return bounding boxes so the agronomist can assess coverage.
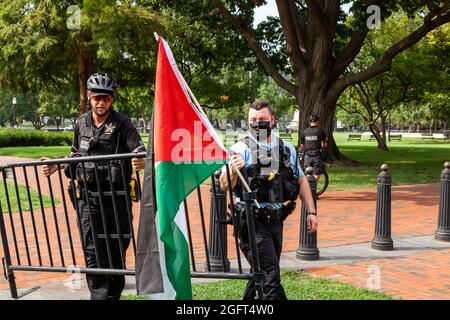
[31,118,44,130]
[141,110,148,134]
[78,33,95,115]
[369,123,388,151]
[381,114,387,144]
[296,83,356,164]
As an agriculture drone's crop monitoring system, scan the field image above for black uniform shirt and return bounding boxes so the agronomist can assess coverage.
[71,110,146,182]
[300,127,327,155]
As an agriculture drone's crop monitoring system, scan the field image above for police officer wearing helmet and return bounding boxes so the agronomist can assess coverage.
[41,73,145,300]
[300,114,328,181]
[219,100,317,300]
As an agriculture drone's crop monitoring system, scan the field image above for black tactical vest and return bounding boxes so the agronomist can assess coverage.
[76,111,128,157]
[302,127,325,156]
[73,111,130,187]
[234,137,300,203]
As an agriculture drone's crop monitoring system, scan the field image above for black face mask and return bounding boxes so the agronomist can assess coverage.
[249,121,272,140]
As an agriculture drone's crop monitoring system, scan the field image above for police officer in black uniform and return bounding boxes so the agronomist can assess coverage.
[219,100,317,300]
[300,114,328,181]
[42,73,145,300]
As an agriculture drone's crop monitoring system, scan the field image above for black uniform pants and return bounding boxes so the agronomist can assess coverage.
[304,154,325,175]
[239,218,287,300]
[77,193,132,300]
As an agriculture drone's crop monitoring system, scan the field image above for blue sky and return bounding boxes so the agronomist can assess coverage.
[254,0,278,26]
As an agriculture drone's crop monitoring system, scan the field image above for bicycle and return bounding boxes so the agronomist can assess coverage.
[298,152,329,197]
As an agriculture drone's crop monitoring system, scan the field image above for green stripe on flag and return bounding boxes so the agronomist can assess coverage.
[155,160,227,300]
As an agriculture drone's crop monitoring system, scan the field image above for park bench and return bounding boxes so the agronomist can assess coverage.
[421,133,434,139]
[389,134,402,141]
[347,133,362,141]
[369,134,402,141]
[433,133,449,139]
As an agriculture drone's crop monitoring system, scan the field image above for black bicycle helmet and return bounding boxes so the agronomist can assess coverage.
[87,73,117,96]
[308,114,320,122]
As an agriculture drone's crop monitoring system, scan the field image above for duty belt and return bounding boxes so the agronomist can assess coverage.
[252,201,296,224]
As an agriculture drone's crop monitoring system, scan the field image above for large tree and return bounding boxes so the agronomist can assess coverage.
[337,13,443,151]
[150,0,450,161]
[0,0,162,115]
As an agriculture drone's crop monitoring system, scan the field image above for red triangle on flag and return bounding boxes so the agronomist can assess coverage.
[154,39,228,163]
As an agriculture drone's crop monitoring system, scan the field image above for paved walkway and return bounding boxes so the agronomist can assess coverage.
[0,155,448,300]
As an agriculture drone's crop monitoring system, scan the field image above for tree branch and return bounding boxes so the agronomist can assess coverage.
[330,10,450,98]
[332,31,367,80]
[191,8,221,22]
[275,0,308,73]
[305,0,330,34]
[211,0,297,95]
[425,0,439,15]
[355,83,374,122]
[287,0,308,53]
[337,102,369,123]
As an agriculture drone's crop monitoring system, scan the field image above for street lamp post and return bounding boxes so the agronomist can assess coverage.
[12,97,17,129]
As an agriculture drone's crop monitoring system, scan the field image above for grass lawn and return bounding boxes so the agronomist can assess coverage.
[329,132,449,190]
[121,270,394,300]
[0,146,71,158]
[0,182,57,213]
[0,131,448,190]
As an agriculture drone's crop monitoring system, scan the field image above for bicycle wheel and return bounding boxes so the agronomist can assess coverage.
[316,169,329,197]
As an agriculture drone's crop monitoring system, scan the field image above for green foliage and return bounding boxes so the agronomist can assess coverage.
[339,14,450,132]
[0,128,72,147]
[0,0,163,116]
[258,78,297,121]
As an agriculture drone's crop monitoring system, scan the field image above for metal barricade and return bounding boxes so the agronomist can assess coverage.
[0,153,263,299]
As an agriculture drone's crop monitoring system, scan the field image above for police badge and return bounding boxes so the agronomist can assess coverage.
[105,122,115,135]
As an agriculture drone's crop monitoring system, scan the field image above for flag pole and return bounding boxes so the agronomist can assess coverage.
[228,162,261,208]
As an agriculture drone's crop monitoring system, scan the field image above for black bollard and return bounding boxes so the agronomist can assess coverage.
[208,170,230,272]
[372,164,394,251]
[296,167,320,261]
[435,161,450,241]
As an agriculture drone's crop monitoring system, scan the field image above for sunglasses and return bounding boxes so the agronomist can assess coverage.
[92,95,112,103]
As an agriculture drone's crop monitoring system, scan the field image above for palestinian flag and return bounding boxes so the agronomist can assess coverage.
[148,36,229,300]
